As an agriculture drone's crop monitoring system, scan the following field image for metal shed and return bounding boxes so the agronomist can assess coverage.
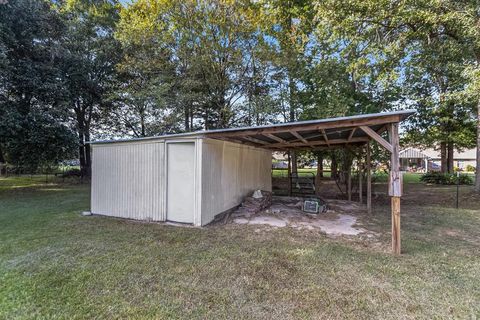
[90,110,414,254]
[90,136,272,226]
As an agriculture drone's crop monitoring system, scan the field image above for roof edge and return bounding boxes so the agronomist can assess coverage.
[89,109,415,145]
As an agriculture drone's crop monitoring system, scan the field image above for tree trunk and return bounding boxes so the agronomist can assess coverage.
[84,128,91,177]
[476,97,480,192]
[190,107,194,131]
[0,145,4,163]
[440,142,447,173]
[331,154,338,179]
[185,106,190,131]
[140,113,146,137]
[290,150,297,174]
[78,129,86,177]
[315,153,323,195]
[317,154,324,178]
[447,142,454,174]
[0,145,5,176]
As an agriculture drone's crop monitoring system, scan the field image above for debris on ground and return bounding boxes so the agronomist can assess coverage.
[235,190,272,217]
[231,196,371,237]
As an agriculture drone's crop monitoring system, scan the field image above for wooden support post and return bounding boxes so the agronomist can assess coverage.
[287,151,292,197]
[347,166,352,201]
[389,123,402,255]
[366,142,372,214]
[391,197,401,254]
[358,157,363,203]
[315,153,322,195]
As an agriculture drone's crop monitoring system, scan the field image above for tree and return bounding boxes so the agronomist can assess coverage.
[314,0,480,180]
[0,0,77,172]
[57,0,121,176]
[1,112,77,172]
[115,0,272,132]
[257,0,317,173]
[402,36,476,173]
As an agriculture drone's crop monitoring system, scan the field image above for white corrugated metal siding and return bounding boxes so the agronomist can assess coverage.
[200,139,272,225]
[91,137,271,226]
[91,141,165,221]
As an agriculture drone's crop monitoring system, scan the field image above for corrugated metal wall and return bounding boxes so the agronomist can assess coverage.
[91,141,165,221]
[201,139,272,225]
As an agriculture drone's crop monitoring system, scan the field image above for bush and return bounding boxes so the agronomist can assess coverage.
[420,172,473,185]
[466,164,476,172]
[372,172,388,182]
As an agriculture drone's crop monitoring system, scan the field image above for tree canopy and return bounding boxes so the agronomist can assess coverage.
[0,0,479,184]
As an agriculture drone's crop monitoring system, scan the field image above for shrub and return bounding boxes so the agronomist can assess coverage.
[466,164,476,172]
[372,172,388,182]
[420,172,473,185]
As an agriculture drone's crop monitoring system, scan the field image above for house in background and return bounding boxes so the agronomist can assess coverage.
[399,147,476,172]
[399,147,430,172]
[423,148,476,171]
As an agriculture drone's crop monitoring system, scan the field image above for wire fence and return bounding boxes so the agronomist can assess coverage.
[0,163,88,183]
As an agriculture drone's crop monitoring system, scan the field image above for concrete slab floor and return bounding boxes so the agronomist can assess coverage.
[231,197,370,236]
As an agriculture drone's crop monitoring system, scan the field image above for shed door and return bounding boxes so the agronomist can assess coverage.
[166,142,195,223]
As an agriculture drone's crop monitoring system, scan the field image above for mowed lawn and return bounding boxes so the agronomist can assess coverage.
[272,169,426,184]
[1,177,479,319]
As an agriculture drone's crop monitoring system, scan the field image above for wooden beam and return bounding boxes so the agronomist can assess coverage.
[206,115,403,138]
[348,128,357,141]
[388,124,402,196]
[304,127,354,141]
[267,136,369,148]
[290,130,309,144]
[359,125,393,153]
[389,123,402,255]
[392,197,401,254]
[377,124,388,135]
[358,152,363,203]
[287,151,292,197]
[366,141,372,214]
[321,129,330,147]
[242,136,270,145]
[215,137,260,148]
[263,133,287,144]
[303,132,324,140]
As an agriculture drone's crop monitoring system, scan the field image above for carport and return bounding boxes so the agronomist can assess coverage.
[91,110,413,255]
[206,110,415,254]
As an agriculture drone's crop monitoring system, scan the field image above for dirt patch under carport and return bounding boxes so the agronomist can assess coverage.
[228,196,379,238]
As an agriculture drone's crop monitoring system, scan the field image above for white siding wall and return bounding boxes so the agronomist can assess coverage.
[91,142,165,221]
[201,139,272,225]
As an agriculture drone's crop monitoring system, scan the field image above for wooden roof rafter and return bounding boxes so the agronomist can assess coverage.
[210,124,400,152]
[192,110,415,153]
[348,128,357,141]
[258,136,370,149]
[262,133,287,144]
[205,112,411,139]
[321,129,330,147]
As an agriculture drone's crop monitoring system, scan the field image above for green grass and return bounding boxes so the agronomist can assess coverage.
[272,168,321,177]
[272,169,424,184]
[1,176,479,319]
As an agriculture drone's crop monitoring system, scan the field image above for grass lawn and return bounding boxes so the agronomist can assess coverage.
[272,169,424,184]
[1,176,479,319]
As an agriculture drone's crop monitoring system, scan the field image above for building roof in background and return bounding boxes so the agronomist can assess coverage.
[399,147,429,159]
[422,148,476,160]
[400,147,477,160]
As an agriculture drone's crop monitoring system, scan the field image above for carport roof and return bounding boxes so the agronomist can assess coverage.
[90,109,415,149]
